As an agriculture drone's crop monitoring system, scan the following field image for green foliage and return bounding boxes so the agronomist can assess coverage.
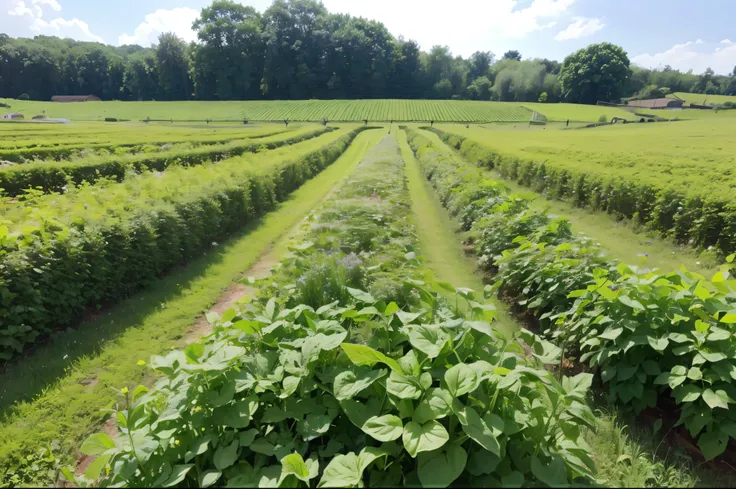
[559,43,632,104]
[428,124,736,257]
[78,293,596,488]
[0,125,330,195]
[406,128,736,462]
[538,92,548,103]
[75,131,598,488]
[0,128,370,361]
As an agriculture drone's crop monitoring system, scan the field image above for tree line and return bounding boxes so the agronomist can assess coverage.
[1,0,734,105]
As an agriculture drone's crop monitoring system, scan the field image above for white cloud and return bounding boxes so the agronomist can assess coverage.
[553,17,604,41]
[695,39,704,44]
[118,8,200,46]
[632,40,736,75]
[2,0,103,42]
[320,0,575,56]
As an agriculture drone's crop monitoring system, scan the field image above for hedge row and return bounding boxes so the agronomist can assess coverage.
[0,127,332,196]
[426,127,736,257]
[406,128,736,461]
[0,127,371,361]
[0,128,289,163]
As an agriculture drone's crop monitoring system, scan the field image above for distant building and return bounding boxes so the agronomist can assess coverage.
[627,98,685,110]
[51,95,101,102]
[2,112,24,120]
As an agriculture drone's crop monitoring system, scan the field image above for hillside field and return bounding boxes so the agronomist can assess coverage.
[669,91,736,105]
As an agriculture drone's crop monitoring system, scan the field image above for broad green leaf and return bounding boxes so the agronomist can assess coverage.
[687,367,703,381]
[444,364,479,397]
[199,470,222,488]
[357,446,391,473]
[402,420,450,458]
[699,430,729,461]
[239,429,258,447]
[84,454,110,481]
[384,302,399,316]
[702,389,730,410]
[618,295,645,311]
[250,438,275,456]
[720,313,736,324]
[647,336,670,352]
[386,371,423,400]
[673,385,702,403]
[317,453,361,488]
[599,327,623,341]
[213,440,239,470]
[299,413,332,440]
[333,368,387,400]
[409,325,449,359]
[279,376,300,399]
[163,465,194,487]
[340,398,380,428]
[340,343,402,373]
[281,453,312,483]
[531,456,568,487]
[417,445,468,488]
[456,405,501,456]
[413,388,454,424]
[80,433,115,456]
[362,415,403,442]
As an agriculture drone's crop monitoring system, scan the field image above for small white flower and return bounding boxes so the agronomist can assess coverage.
[63,354,68,360]
[212,241,218,247]
[696,261,701,265]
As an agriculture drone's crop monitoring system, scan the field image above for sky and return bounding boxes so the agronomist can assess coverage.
[2,0,736,75]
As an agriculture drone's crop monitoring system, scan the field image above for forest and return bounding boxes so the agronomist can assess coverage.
[1,0,734,105]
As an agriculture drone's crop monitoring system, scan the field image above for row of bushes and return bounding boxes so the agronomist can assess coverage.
[406,128,736,461]
[425,127,736,257]
[0,128,288,163]
[74,133,597,488]
[0,127,370,361]
[0,127,331,196]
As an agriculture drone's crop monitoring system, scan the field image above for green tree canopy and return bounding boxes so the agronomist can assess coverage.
[559,42,631,104]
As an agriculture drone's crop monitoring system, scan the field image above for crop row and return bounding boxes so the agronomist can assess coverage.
[238,100,533,122]
[406,128,736,461]
[0,128,290,162]
[76,134,597,488]
[0,127,370,361]
[0,126,331,196]
[428,127,736,257]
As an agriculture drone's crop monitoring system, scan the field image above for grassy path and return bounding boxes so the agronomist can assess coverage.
[416,128,719,278]
[0,128,385,478]
[397,130,517,338]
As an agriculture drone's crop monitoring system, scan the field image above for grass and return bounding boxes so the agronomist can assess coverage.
[1,98,533,123]
[397,129,518,338]
[0,128,383,482]
[669,92,736,106]
[522,102,644,122]
[491,170,721,277]
[435,118,736,199]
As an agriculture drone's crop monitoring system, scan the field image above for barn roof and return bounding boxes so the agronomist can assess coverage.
[627,98,684,109]
[51,95,101,102]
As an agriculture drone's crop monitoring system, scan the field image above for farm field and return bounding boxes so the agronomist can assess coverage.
[432,118,736,256]
[1,98,534,123]
[7,98,736,125]
[669,91,736,105]
[2,114,736,488]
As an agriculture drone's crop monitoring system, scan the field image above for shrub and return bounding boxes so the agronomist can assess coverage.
[17,93,29,100]
[598,114,608,123]
[538,92,548,103]
[0,128,370,361]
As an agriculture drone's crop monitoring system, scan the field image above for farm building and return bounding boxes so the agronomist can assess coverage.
[627,98,685,110]
[2,112,24,120]
[51,94,101,102]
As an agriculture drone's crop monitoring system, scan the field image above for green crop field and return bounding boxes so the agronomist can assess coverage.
[669,91,736,105]
[2,106,736,488]
[1,98,533,122]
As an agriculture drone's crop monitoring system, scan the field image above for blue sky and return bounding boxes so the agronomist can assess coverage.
[2,0,736,75]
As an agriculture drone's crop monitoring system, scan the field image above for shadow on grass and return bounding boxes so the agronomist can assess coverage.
[0,216,265,414]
